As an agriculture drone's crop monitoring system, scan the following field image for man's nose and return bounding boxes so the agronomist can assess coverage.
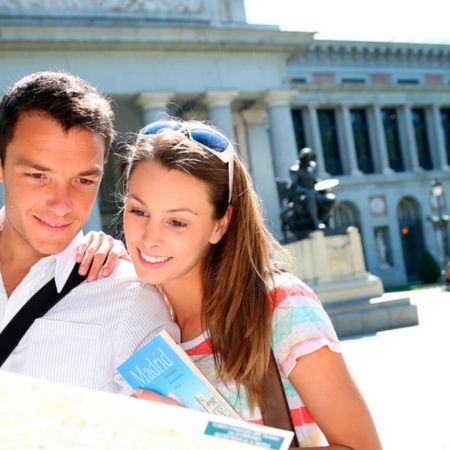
[46,185,73,216]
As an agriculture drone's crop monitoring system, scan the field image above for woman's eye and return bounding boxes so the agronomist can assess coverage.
[130,208,146,217]
[169,220,187,228]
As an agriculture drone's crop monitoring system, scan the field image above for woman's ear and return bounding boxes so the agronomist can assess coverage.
[209,205,233,245]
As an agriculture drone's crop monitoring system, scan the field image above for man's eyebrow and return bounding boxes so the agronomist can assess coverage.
[16,161,102,177]
[17,161,51,172]
[77,168,103,177]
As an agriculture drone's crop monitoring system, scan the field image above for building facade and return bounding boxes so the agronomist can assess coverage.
[1,0,449,287]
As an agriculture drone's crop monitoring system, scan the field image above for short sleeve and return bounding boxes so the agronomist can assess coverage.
[270,273,341,377]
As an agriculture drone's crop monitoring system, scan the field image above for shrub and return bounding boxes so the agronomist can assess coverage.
[416,250,442,284]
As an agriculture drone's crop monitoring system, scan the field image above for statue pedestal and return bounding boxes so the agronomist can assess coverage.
[284,227,418,336]
[285,226,383,303]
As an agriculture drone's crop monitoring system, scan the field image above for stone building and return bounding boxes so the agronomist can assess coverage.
[1,0,449,287]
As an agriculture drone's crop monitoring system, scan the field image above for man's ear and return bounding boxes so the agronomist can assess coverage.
[209,205,233,245]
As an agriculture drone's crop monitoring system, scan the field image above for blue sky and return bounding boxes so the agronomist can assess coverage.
[244,0,450,44]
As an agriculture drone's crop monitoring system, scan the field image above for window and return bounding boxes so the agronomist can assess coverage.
[381,108,404,172]
[291,77,307,84]
[441,108,450,164]
[341,78,366,84]
[317,109,343,175]
[350,109,374,174]
[291,109,307,151]
[412,108,432,170]
[397,79,420,84]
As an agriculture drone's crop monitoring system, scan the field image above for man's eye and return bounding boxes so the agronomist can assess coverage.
[78,178,94,185]
[28,173,43,179]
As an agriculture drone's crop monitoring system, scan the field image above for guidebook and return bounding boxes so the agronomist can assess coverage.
[117,329,241,419]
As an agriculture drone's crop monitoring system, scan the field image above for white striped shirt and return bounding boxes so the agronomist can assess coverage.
[0,231,180,395]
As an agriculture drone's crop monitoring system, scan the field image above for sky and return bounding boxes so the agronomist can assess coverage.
[244,0,450,44]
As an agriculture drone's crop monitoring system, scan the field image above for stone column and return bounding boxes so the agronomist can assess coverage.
[241,108,282,238]
[367,105,393,174]
[427,105,449,170]
[202,91,238,140]
[264,90,299,180]
[398,105,421,172]
[136,92,175,125]
[335,106,362,176]
[303,105,328,177]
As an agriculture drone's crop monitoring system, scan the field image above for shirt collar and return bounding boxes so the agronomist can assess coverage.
[24,233,82,293]
[52,231,84,293]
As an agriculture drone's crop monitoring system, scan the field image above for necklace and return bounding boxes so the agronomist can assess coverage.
[156,284,175,320]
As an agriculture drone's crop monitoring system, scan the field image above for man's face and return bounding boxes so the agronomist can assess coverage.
[0,112,105,260]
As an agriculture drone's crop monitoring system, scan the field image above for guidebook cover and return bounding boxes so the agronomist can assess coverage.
[117,329,241,419]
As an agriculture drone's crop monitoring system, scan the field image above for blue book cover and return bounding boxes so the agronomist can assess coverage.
[117,329,241,419]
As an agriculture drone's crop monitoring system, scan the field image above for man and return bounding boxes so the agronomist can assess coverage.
[0,71,179,393]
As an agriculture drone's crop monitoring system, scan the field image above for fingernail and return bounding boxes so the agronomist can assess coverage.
[102,268,109,277]
[134,389,143,397]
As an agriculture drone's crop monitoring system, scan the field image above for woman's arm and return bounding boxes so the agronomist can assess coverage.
[288,346,383,450]
[76,231,130,281]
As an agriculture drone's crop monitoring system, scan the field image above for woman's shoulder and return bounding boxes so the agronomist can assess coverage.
[268,272,321,310]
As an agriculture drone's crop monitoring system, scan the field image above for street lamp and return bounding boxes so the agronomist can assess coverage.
[429,179,450,287]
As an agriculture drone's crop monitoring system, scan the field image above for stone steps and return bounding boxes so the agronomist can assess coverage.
[324,294,419,338]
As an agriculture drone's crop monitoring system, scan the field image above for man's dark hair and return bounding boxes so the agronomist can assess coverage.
[0,71,115,164]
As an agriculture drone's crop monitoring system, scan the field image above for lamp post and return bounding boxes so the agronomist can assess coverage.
[430,179,450,286]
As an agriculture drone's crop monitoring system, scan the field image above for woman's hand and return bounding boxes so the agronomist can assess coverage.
[133,389,185,408]
[76,231,130,281]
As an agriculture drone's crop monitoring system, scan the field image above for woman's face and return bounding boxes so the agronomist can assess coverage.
[123,160,229,288]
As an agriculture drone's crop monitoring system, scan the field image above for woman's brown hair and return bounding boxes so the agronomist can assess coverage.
[122,120,292,412]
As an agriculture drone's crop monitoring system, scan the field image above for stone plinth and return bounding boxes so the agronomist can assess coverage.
[284,226,419,336]
[285,226,384,303]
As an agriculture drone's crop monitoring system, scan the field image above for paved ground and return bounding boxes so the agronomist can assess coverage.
[340,286,450,450]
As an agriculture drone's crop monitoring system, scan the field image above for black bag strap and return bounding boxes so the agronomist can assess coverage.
[261,349,301,448]
[0,263,87,367]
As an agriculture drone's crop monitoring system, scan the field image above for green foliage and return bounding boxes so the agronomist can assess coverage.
[416,250,442,284]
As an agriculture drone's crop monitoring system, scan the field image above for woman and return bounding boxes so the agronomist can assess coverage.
[119,119,382,449]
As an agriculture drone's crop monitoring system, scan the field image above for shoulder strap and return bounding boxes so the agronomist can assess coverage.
[261,350,300,448]
[0,263,87,367]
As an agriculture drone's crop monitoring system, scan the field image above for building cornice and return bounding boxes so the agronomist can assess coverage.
[0,24,314,57]
[293,39,450,66]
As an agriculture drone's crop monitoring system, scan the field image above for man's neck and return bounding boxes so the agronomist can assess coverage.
[0,230,46,298]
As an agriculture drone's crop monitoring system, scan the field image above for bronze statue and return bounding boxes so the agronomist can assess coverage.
[278,148,338,241]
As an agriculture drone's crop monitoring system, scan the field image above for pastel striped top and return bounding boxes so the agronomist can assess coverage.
[180,272,341,447]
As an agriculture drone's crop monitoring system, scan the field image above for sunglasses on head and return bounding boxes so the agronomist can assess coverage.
[140,121,235,203]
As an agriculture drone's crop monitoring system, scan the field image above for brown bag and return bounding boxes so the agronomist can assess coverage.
[261,350,301,448]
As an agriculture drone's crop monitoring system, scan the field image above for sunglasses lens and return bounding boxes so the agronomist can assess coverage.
[141,122,180,135]
[190,129,228,153]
